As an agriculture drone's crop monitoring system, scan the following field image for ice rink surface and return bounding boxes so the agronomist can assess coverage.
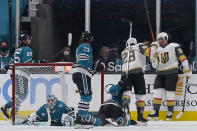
[0,121,197,131]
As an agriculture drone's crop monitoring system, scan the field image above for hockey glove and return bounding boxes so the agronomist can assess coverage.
[92,59,105,74]
[61,113,74,126]
[27,112,37,125]
[40,60,48,63]
[184,70,192,79]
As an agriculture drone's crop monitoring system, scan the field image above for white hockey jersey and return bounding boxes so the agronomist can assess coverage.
[121,43,147,73]
[151,43,191,75]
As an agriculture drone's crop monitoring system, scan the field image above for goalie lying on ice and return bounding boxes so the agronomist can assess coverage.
[24,94,75,126]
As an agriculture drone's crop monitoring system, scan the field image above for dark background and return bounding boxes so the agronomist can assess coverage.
[30,0,195,60]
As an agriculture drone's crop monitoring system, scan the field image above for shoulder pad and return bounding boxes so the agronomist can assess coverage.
[138,43,144,45]
[170,43,179,47]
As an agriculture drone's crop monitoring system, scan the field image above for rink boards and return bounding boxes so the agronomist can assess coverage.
[0,73,197,121]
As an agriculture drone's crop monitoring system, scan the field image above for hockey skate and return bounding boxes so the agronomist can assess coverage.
[0,105,10,120]
[147,110,159,121]
[137,115,148,126]
[130,119,138,125]
[166,111,173,121]
[74,116,94,129]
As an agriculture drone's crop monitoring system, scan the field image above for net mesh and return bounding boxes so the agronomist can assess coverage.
[12,63,73,124]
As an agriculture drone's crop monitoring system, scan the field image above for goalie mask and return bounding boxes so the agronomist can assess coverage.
[47,94,57,111]
[126,37,137,48]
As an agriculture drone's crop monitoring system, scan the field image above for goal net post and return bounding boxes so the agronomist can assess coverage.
[11,63,104,125]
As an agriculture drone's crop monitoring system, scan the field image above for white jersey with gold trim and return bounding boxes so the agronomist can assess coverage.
[121,43,146,73]
[156,42,190,74]
[157,43,179,73]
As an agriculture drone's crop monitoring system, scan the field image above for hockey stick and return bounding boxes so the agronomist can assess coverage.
[176,39,194,119]
[51,33,72,62]
[121,18,132,78]
[68,33,72,47]
[187,83,197,87]
[123,104,131,121]
[46,107,51,126]
[144,0,155,41]
[8,0,13,50]
[60,33,72,104]
[121,18,132,38]
[176,76,189,119]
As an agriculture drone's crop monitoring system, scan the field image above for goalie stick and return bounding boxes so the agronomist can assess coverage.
[20,109,51,126]
[46,107,51,126]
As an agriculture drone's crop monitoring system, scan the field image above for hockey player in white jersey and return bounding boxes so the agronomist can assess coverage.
[120,37,149,125]
[148,32,192,121]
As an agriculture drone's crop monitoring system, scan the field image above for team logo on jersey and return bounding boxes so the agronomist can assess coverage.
[41,113,46,117]
[161,52,169,63]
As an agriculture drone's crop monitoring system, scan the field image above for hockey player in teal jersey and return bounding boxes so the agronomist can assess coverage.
[0,33,36,120]
[94,83,137,126]
[24,94,75,126]
[70,31,105,128]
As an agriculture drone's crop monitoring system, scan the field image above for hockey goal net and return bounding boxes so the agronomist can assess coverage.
[12,63,104,125]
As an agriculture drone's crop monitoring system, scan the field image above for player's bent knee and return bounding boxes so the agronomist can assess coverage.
[153,88,163,98]
[165,90,175,100]
[135,94,145,101]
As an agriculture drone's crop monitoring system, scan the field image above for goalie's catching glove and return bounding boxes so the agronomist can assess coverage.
[27,112,37,125]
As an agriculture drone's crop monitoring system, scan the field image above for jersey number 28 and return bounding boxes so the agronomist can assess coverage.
[122,50,136,64]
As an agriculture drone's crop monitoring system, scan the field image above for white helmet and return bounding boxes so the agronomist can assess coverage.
[157,32,168,42]
[126,37,137,48]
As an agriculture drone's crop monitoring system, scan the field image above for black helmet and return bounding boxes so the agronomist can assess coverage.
[80,31,94,43]
[19,34,32,41]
